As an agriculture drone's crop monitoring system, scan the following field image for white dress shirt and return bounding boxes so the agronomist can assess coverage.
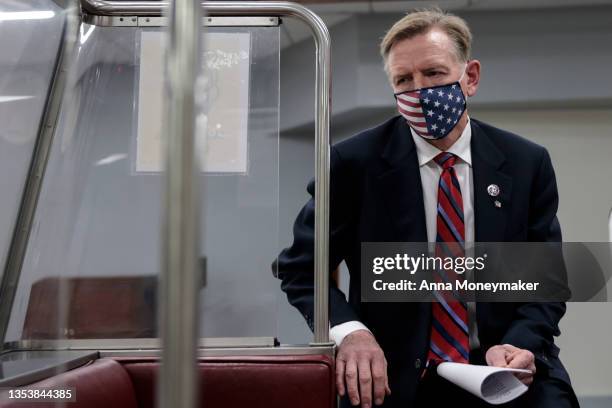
[330,119,476,347]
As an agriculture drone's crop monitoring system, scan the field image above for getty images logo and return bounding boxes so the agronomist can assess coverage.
[372,253,487,276]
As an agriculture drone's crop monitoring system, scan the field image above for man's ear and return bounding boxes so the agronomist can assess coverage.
[464,59,481,97]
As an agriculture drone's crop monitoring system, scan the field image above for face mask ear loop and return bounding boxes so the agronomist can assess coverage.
[458,62,469,83]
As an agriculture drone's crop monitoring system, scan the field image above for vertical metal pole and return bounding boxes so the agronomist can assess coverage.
[159,0,201,407]
[312,15,331,345]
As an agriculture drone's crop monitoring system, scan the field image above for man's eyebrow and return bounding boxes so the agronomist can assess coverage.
[421,64,449,72]
[392,71,412,81]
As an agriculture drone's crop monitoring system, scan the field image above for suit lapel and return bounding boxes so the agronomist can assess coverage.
[376,118,512,242]
[471,120,512,242]
[378,119,428,242]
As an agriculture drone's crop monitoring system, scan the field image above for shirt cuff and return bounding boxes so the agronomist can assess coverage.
[330,321,371,346]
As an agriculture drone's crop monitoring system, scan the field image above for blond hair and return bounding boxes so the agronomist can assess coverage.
[380,8,472,69]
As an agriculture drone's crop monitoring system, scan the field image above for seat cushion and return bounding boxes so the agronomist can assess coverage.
[121,355,335,408]
[23,276,156,339]
[0,358,139,408]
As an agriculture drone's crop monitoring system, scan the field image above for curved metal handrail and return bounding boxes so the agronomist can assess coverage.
[79,0,332,342]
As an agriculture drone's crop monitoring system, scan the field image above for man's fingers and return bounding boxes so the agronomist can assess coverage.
[502,344,520,353]
[345,358,360,406]
[507,351,533,370]
[487,345,537,387]
[384,359,392,396]
[514,370,534,386]
[486,347,508,367]
[371,356,387,405]
[522,361,536,386]
[335,330,389,405]
[514,371,533,380]
[358,359,373,408]
[506,350,536,386]
[336,358,346,397]
[505,350,521,364]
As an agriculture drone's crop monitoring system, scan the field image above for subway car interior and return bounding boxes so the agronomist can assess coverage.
[0,1,336,407]
[1,0,612,407]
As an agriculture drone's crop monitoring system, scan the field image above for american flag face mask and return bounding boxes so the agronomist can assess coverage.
[394,79,467,140]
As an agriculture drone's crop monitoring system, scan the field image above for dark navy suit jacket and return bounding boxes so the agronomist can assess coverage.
[275,117,578,407]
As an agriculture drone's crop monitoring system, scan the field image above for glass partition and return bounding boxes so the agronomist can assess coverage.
[5,21,280,343]
[0,0,64,278]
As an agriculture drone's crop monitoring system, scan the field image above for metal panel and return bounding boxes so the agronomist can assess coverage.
[4,337,276,351]
[104,345,335,358]
[81,14,138,26]
[2,340,333,357]
[0,350,97,387]
[83,15,280,26]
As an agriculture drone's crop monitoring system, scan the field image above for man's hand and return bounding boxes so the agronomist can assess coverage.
[336,330,391,407]
[486,344,536,386]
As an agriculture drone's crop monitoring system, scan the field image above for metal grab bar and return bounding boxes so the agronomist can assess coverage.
[159,1,201,408]
[80,1,332,339]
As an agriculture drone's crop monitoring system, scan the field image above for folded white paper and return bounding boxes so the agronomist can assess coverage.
[437,362,531,405]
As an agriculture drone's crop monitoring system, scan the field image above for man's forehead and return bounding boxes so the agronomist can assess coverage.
[387,29,458,71]
[391,28,455,54]
[388,54,453,76]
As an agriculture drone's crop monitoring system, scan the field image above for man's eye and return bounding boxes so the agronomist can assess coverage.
[427,71,442,76]
[396,78,405,85]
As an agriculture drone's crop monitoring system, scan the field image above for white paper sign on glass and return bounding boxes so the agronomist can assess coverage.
[437,362,531,405]
[137,31,250,174]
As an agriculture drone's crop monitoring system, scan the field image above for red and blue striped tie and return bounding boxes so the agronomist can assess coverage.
[426,152,469,365]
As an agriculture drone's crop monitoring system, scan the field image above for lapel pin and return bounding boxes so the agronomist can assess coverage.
[494,200,502,208]
[487,184,500,197]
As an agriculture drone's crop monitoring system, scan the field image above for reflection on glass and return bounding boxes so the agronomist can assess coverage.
[0,0,64,292]
[5,23,280,343]
[0,11,55,21]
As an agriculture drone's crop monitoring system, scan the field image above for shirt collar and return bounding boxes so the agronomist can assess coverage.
[410,117,472,167]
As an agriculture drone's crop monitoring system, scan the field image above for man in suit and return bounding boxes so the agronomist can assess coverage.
[274,8,578,408]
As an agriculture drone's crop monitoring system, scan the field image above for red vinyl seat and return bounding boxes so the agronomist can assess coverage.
[121,355,336,408]
[0,358,139,408]
[0,355,335,408]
